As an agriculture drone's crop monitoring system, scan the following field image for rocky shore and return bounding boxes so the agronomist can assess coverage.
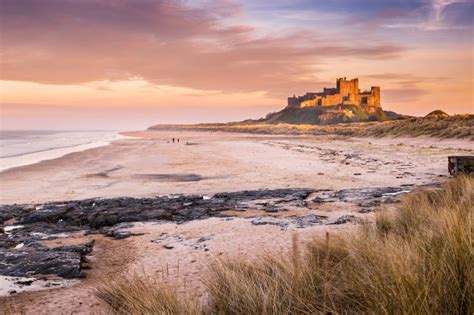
[0,185,420,289]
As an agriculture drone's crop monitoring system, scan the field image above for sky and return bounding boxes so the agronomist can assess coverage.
[0,0,473,130]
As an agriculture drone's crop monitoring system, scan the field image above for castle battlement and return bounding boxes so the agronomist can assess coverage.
[287,77,381,112]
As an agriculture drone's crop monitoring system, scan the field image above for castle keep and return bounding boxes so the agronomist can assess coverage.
[287,78,381,112]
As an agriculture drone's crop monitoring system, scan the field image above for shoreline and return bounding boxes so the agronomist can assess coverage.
[0,132,129,172]
[1,126,471,177]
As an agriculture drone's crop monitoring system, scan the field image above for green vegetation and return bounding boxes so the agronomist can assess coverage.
[261,105,388,125]
[97,175,474,314]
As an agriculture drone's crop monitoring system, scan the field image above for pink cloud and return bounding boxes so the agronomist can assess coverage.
[1,0,405,97]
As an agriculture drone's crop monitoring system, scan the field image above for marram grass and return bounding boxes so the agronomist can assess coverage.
[97,175,473,314]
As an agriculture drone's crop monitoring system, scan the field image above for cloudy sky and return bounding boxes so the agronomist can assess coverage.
[1,0,473,130]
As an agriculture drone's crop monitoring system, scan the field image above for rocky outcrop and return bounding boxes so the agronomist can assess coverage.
[0,188,315,280]
[1,188,315,229]
[312,187,410,212]
[0,186,417,280]
[250,214,326,230]
[0,241,93,279]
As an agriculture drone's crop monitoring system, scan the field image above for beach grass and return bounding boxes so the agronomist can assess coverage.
[149,114,474,140]
[96,273,202,315]
[97,175,474,314]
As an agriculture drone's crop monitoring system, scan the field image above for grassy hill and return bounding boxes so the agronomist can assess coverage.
[262,105,403,125]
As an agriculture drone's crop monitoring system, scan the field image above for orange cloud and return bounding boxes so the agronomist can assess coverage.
[1,0,404,97]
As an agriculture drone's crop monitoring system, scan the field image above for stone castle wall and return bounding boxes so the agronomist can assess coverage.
[288,78,381,109]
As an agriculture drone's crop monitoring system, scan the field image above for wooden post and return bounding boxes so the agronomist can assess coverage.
[448,156,474,175]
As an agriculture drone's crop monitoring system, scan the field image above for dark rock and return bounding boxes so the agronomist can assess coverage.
[51,241,95,258]
[251,215,326,230]
[197,236,211,243]
[251,217,280,226]
[108,231,131,239]
[15,279,34,286]
[0,186,411,280]
[313,186,412,212]
[213,188,313,201]
[105,230,144,240]
[295,215,324,228]
[329,215,356,225]
[264,207,278,213]
[251,217,289,230]
[1,188,316,231]
[0,235,93,279]
[0,247,88,279]
[91,214,118,228]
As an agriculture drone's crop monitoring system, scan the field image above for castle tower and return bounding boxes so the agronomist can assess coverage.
[337,77,359,103]
[287,95,300,108]
[337,78,358,95]
[371,86,381,106]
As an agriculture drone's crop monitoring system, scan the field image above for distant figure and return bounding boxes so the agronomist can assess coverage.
[177,138,180,143]
[172,138,175,143]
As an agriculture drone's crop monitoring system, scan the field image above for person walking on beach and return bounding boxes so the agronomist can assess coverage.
[172,138,175,143]
[177,138,180,143]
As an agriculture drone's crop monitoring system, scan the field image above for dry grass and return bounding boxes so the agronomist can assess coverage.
[150,114,474,140]
[97,175,473,314]
[357,114,473,139]
[0,303,25,315]
[96,273,202,315]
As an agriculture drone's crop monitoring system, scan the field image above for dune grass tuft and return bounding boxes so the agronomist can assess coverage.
[97,175,473,314]
[96,273,201,315]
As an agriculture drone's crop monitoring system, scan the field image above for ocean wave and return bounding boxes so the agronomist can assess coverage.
[0,131,124,172]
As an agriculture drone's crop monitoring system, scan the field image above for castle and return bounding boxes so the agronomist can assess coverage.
[287,78,381,113]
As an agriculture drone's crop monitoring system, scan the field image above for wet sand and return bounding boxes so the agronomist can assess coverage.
[0,131,471,313]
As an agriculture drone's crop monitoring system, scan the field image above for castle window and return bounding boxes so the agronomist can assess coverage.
[361,97,368,105]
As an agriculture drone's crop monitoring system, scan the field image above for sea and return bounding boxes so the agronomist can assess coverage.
[0,130,124,172]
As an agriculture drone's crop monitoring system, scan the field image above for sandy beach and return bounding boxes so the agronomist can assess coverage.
[0,130,470,205]
[0,130,471,313]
